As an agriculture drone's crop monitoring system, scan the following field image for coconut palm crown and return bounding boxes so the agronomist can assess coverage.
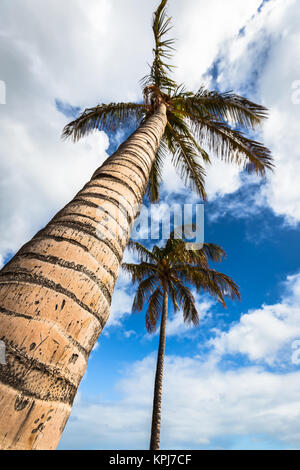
[63,0,273,203]
[123,237,241,333]
[123,237,240,449]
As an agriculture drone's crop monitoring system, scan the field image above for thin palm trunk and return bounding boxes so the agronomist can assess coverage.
[149,283,168,450]
[0,104,167,450]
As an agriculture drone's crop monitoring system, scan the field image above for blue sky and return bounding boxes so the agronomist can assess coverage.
[1,0,300,450]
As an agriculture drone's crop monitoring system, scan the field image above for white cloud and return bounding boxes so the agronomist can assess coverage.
[124,330,136,339]
[59,271,300,450]
[211,272,300,365]
[60,353,300,449]
[171,0,262,90]
[214,0,300,224]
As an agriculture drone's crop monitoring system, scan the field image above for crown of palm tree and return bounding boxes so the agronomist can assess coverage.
[63,0,273,202]
[122,237,241,333]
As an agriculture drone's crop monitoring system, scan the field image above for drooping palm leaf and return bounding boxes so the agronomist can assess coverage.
[170,277,199,325]
[132,275,160,312]
[145,286,164,333]
[62,102,146,141]
[127,240,158,263]
[178,86,269,129]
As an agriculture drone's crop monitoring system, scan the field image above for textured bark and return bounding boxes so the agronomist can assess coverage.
[0,104,167,450]
[149,284,168,450]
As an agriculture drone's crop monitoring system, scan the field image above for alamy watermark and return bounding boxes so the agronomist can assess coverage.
[291,340,300,365]
[0,80,6,104]
[0,340,5,365]
[95,202,204,250]
[291,80,300,105]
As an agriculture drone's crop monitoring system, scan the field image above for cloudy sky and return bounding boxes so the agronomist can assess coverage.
[1,0,300,450]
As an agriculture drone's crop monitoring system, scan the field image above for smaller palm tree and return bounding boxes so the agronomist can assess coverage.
[122,237,240,450]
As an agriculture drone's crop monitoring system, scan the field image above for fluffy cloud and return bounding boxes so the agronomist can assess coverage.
[171,0,262,90]
[214,0,300,224]
[58,270,300,449]
[0,0,115,260]
[60,353,300,449]
[211,272,300,365]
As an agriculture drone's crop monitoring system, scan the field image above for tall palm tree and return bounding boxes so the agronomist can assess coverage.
[123,237,240,450]
[0,0,271,449]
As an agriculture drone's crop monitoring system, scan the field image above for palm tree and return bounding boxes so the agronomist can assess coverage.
[0,0,272,449]
[123,237,240,450]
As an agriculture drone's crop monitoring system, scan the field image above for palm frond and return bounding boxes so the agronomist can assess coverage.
[201,243,226,263]
[174,265,240,307]
[163,237,211,267]
[122,262,158,283]
[166,122,207,199]
[183,87,269,129]
[167,110,211,163]
[141,0,176,90]
[127,240,157,263]
[62,102,146,141]
[171,278,199,325]
[132,275,160,312]
[133,275,160,312]
[168,280,180,312]
[145,286,164,333]
[190,115,273,176]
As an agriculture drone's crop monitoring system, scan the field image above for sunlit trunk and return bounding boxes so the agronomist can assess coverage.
[149,283,168,450]
[0,104,167,450]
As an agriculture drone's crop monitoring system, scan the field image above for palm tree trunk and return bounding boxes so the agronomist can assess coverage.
[0,104,167,450]
[149,283,168,450]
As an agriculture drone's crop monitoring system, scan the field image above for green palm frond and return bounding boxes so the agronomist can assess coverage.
[190,115,273,176]
[174,265,240,307]
[62,102,146,141]
[127,240,157,263]
[145,286,164,333]
[166,122,207,200]
[168,281,180,312]
[132,275,160,312]
[163,238,226,267]
[167,111,211,163]
[171,278,199,325]
[201,243,226,263]
[122,262,158,283]
[141,0,176,90]
[182,87,269,129]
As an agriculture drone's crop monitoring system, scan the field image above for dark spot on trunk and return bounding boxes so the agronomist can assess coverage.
[29,343,36,351]
[14,396,29,412]
[31,422,44,434]
[12,401,35,445]
[69,354,79,364]
[61,299,66,311]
